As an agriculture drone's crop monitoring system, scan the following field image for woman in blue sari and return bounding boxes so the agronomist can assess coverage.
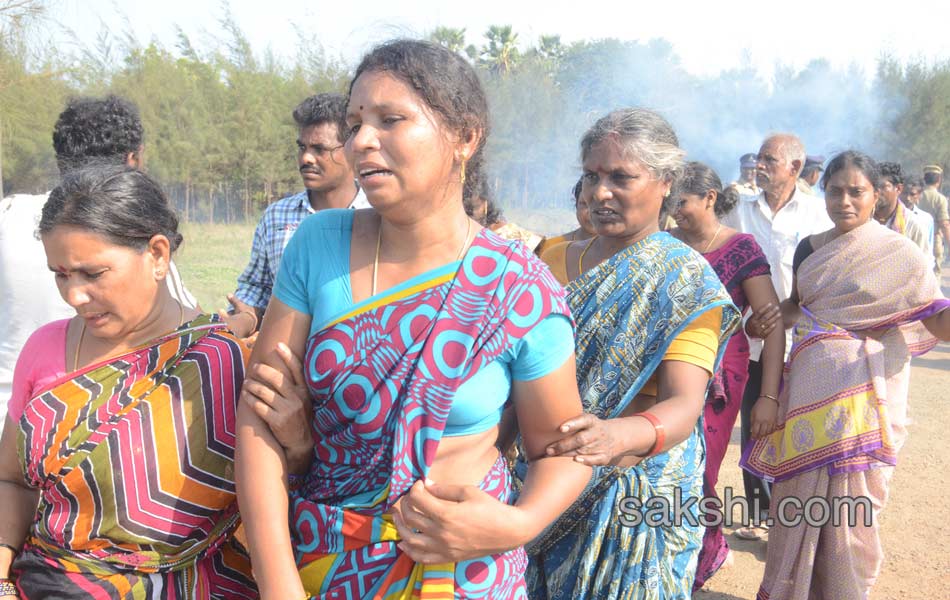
[534,108,740,599]
[234,40,591,599]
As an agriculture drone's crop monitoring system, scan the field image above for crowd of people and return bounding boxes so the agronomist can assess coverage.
[0,38,948,600]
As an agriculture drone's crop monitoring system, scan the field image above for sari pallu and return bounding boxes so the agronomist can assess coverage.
[292,231,570,599]
[741,221,949,482]
[14,314,257,599]
[522,232,740,600]
[739,222,948,600]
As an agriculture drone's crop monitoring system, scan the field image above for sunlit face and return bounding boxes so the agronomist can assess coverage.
[297,122,351,193]
[755,140,798,193]
[904,184,922,207]
[875,178,902,220]
[672,190,713,233]
[582,140,670,240]
[574,191,595,235]
[824,166,879,233]
[43,226,165,341]
[345,71,459,214]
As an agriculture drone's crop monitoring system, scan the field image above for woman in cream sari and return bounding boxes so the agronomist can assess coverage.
[742,151,950,599]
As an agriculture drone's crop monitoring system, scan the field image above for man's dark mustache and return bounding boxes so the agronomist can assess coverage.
[300,166,319,174]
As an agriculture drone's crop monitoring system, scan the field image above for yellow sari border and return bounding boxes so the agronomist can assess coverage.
[317,271,456,333]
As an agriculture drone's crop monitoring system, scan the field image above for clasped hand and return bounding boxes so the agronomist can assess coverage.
[391,479,525,564]
[241,342,314,466]
[543,412,623,466]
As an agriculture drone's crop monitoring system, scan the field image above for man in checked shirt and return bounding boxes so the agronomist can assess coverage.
[223,93,369,338]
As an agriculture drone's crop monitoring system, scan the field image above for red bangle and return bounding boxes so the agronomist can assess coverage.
[634,412,665,457]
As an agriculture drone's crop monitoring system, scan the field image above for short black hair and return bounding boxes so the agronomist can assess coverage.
[879,162,903,187]
[924,171,941,186]
[801,164,822,179]
[292,93,348,143]
[52,95,144,174]
[40,162,183,253]
[820,151,883,192]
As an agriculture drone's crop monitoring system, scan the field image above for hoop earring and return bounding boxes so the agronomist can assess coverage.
[460,161,467,186]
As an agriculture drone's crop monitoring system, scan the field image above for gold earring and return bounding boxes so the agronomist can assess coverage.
[460,161,467,186]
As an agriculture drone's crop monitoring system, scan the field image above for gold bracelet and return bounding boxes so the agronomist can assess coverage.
[759,394,779,403]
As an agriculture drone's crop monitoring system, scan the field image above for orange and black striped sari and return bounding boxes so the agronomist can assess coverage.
[14,314,257,599]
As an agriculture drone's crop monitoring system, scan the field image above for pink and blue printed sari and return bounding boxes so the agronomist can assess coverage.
[292,230,569,599]
[523,232,740,600]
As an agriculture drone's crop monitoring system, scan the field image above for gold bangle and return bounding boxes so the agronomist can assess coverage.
[759,394,779,403]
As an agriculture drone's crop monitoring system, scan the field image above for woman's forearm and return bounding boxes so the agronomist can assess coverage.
[0,481,38,578]
[511,456,590,543]
[759,325,786,398]
[235,406,306,599]
[617,394,702,456]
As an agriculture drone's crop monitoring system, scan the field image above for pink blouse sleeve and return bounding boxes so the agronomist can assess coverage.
[7,320,69,423]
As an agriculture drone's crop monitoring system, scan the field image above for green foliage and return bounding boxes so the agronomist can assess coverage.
[3,10,950,218]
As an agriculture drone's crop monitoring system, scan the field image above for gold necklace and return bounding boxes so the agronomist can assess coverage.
[371,217,473,297]
[577,235,598,276]
[701,223,723,254]
[73,300,185,372]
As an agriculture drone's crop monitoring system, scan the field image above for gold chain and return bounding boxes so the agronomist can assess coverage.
[702,223,724,254]
[577,235,598,276]
[371,217,473,297]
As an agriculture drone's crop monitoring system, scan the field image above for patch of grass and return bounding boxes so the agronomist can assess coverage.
[172,209,579,312]
[175,222,256,312]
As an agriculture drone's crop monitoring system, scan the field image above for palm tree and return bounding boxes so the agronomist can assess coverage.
[481,25,520,75]
[429,26,467,55]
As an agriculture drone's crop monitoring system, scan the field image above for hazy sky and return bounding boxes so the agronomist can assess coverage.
[52,0,950,78]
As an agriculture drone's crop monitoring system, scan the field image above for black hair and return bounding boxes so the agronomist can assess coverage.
[462,175,502,226]
[801,164,822,179]
[924,171,941,186]
[349,39,489,200]
[905,176,923,189]
[52,95,144,175]
[673,161,739,218]
[40,162,183,253]
[292,93,348,143]
[572,177,583,204]
[879,162,903,187]
[820,151,883,192]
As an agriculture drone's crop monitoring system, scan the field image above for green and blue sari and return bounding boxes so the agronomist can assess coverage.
[523,232,739,599]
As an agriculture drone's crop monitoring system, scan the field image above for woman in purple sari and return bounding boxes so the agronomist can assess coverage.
[670,162,786,590]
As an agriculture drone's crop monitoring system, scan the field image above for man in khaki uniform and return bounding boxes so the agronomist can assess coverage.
[796,154,824,196]
[919,164,950,272]
[732,152,760,198]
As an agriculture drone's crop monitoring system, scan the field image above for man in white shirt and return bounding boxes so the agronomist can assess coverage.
[0,96,197,421]
[903,177,937,255]
[723,133,833,538]
[874,162,933,269]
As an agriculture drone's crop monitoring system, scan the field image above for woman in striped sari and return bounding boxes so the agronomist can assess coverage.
[742,151,950,599]
[532,109,740,599]
[0,165,256,598]
[235,40,591,599]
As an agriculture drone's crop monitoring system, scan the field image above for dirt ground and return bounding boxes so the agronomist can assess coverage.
[696,266,950,599]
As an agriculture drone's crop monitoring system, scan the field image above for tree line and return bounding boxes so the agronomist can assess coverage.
[3,2,950,222]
